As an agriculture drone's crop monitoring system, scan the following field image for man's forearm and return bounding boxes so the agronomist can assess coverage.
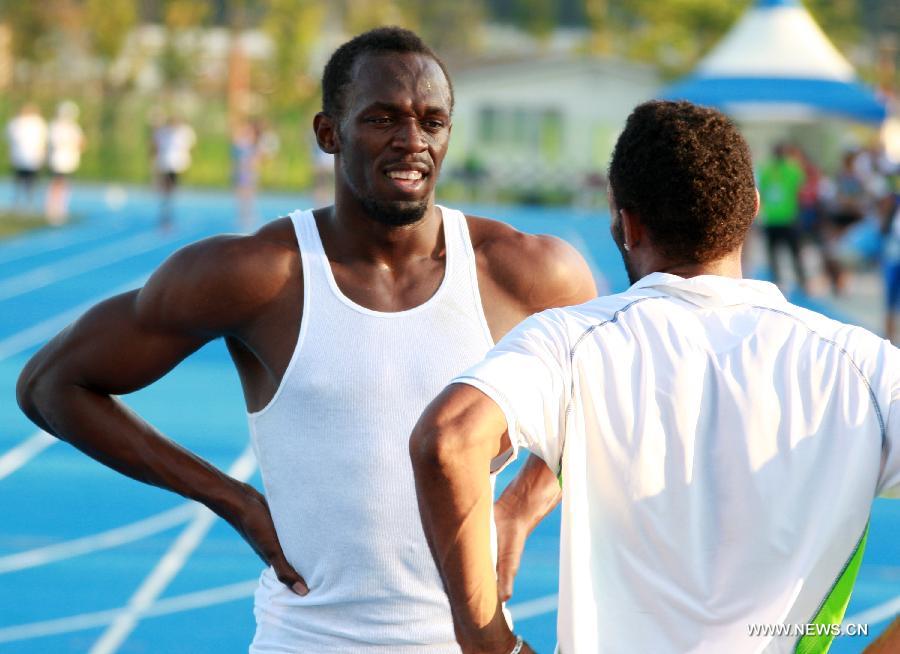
[864,615,900,653]
[19,376,246,515]
[496,453,561,533]
[411,430,516,652]
[494,453,561,601]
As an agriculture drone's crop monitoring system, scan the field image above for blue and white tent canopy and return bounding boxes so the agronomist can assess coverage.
[661,0,887,123]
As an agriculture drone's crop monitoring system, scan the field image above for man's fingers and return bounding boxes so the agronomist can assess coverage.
[496,532,525,601]
[271,557,308,596]
[497,556,519,602]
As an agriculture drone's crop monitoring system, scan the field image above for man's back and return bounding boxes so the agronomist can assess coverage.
[458,273,900,653]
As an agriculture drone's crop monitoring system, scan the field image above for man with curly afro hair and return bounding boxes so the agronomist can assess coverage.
[606,100,758,282]
[412,100,900,653]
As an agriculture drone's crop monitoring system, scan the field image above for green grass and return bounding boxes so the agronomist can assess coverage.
[0,210,53,239]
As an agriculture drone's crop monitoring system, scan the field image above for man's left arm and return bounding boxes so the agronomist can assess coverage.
[410,383,529,654]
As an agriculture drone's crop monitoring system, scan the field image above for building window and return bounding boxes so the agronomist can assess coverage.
[478,106,562,159]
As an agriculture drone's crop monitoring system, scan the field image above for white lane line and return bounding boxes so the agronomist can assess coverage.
[144,579,258,618]
[0,503,195,573]
[0,431,55,481]
[89,446,258,654]
[0,224,130,266]
[509,593,558,622]
[0,229,192,302]
[0,578,551,644]
[0,579,259,643]
[845,596,900,629]
[0,273,150,361]
[0,606,123,643]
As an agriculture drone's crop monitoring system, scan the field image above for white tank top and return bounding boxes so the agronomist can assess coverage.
[248,206,494,653]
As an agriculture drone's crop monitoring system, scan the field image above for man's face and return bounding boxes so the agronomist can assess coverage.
[335,52,452,226]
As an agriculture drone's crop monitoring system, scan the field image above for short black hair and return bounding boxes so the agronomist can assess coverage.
[321,26,454,120]
[608,100,757,264]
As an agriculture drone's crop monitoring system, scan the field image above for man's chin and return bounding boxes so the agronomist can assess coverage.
[360,197,429,227]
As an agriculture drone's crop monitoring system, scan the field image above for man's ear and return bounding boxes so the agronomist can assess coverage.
[619,207,644,250]
[753,187,761,221]
[313,112,340,154]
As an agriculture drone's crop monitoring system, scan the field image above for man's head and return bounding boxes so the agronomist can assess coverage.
[607,101,757,283]
[315,27,454,227]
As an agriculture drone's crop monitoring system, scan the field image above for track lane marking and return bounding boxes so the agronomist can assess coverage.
[0,223,130,266]
[0,431,55,481]
[0,228,200,302]
[0,273,150,362]
[0,580,556,643]
[0,503,195,573]
[88,445,258,654]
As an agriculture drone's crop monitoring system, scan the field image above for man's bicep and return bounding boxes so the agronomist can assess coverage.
[416,383,512,463]
[38,290,209,395]
[531,235,598,311]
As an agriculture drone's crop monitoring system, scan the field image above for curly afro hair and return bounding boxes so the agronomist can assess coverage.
[608,101,757,264]
[321,26,454,121]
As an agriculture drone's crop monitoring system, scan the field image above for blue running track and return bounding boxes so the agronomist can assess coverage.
[0,183,896,653]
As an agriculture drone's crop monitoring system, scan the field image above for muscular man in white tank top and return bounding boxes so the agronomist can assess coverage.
[17,28,596,652]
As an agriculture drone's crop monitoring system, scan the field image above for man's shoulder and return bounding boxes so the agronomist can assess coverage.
[515,291,643,352]
[137,217,300,331]
[762,298,897,381]
[463,213,597,311]
[165,216,297,280]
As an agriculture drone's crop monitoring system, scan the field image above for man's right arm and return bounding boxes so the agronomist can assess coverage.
[16,234,308,594]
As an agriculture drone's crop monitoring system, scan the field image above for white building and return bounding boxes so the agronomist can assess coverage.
[446,55,660,193]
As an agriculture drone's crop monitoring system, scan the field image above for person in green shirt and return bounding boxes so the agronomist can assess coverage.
[758,143,807,292]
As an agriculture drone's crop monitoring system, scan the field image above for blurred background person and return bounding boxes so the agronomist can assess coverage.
[758,142,808,293]
[6,103,47,213]
[230,119,262,231]
[823,150,868,294]
[44,101,85,225]
[151,115,196,231]
[230,118,278,231]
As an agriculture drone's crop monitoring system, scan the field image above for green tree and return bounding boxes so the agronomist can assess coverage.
[621,0,745,77]
[510,0,556,41]
[160,0,210,89]
[84,0,138,177]
[0,0,54,93]
[260,0,326,108]
[398,0,487,55]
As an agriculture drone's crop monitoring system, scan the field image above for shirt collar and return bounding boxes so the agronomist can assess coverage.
[629,272,785,308]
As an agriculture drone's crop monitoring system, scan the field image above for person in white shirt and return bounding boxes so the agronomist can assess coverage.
[411,100,900,654]
[45,100,85,224]
[6,103,47,211]
[151,116,196,230]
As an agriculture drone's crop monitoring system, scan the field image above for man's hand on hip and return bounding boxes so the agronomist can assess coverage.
[223,482,309,596]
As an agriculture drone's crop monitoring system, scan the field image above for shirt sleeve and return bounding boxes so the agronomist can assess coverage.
[452,310,571,474]
[879,343,900,498]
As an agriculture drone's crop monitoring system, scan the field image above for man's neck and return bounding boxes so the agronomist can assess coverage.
[645,251,744,281]
[319,197,444,266]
